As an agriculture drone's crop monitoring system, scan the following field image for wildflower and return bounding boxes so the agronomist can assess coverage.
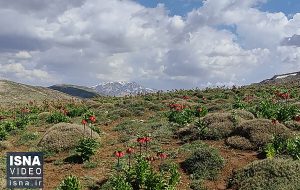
[294,115,300,122]
[115,151,125,158]
[115,151,125,169]
[126,148,134,168]
[126,148,134,154]
[271,119,278,125]
[81,119,87,125]
[137,137,146,155]
[137,137,146,144]
[89,116,96,123]
[157,152,168,159]
[182,95,190,100]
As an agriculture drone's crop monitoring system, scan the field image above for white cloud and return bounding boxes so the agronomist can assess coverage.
[15,51,32,59]
[0,0,299,89]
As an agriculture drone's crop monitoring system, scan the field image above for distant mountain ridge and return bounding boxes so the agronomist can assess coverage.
[91,81,156,96]
[260,71,300,84]
[49,84,100,98]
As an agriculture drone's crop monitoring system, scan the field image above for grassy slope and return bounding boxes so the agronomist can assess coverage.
[1,81,300,189]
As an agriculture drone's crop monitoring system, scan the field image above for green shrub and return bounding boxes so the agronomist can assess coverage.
[18,132,39,145]
[168,108,194,125]
[228,159,300,190]
[102,156,180,190]
[0,126,8,141]
[2,121,16,132]
[46,112,69,124]
[255,99,299,122]
[56,175,82,190]
[182,144,225,180]
[75,138,99,161]
[232,97,247,109]
[66,105,87,118]
[265,135,300,160]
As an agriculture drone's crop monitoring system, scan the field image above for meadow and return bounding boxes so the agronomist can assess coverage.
[1,82,300,190]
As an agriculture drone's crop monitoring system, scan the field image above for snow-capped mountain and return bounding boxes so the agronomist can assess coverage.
[259,71,300,84]
[91,81,156,96]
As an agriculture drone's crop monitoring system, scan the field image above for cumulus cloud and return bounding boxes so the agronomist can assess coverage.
[0,0,299,89]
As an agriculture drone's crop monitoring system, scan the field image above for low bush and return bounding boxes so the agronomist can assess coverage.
[66,105,87,118]
[102,156,180,190]
[38,123,100,152]
[265,135,300,160]
[228,159,300,190]
[0,126,8,141]
[75,138,100,161]
[46,111,70,124]
[234,119,292,149]
[284,121,300,131]
[226,136,254,150]
[56,175,82,190]
[167,108,194,125]
[182,143,225,180]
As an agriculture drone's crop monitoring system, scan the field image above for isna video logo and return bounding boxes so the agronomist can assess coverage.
[7,152,43,188]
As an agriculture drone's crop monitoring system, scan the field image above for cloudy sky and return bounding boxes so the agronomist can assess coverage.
[0,0,299,90]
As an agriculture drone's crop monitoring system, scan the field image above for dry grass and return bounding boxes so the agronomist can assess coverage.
[38,122,100,152]
[0,141,12,151]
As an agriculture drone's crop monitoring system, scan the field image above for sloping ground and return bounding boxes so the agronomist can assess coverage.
[0,80,75,106]
[49,84,100,98]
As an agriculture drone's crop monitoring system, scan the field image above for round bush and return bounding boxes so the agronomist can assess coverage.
[202,113,233,125]
[234,109,255,120]
[226,136,254,150]
[182,144,225,180]
[38,112,50,120]
[203,121,234,140]
[235,119,292,149]
[38,123,100,152]
[284,121,300,131]
[228,159,300,190]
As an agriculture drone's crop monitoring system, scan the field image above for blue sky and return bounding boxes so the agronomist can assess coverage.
[136,0,300,17]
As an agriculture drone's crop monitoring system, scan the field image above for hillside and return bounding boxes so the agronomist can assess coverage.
[49,84,100,99]
[1,76,300,189]
[0,80,75,106]
[260,71,300,85]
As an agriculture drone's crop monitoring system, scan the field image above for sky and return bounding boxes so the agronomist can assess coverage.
[0,0,300,90]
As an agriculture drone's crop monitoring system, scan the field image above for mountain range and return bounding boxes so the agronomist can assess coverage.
[1,71,299,103]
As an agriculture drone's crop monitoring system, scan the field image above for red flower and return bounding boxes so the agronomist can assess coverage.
[157,152,168,159]
[115,151,125,158]
[271,119,278,125]
[294,115,300,122]
[182,95,190,100]
[21,108,30,113]
[137,137,146,144]
[89,116,96,123]
[278,92,290,100]
[146,156,156,162]
[81,119,87,125]
[145,137,151,143]
[126,148,134,154]
[63,109,68,115]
